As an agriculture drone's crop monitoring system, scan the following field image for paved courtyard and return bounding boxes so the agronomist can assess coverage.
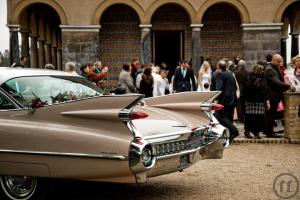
[51,143,300,200]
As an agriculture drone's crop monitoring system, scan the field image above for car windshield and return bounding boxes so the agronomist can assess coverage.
[1,76,102,107]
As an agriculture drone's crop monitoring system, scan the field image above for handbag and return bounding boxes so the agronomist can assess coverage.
[204,82,209,89]
[277,100,284,112]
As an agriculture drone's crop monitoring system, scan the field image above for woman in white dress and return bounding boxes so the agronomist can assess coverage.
[197,61,212,91]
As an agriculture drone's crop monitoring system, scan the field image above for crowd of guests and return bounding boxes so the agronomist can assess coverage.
[10,53,300,142]
[110,55,299,142]
[221,54,299,140]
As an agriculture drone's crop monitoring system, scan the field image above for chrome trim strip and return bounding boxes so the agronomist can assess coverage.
[156,146,204,160]
[144,130,191,140]
[145,126,208,143]
[146,135,181,143]
[0,149,127,161]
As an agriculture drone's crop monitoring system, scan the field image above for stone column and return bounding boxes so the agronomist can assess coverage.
[20,30,30,62]
[57,48,62,70]
[281,37,288,65]
[7,25,20,65]
[139,24,152,65]
[191,24,203,73]
[30,35,39,68]
[38,39,45,68]
[291,33,299,58]
[60,25,101,65]
[45,43,52,65]
[241,23,282,68]
[51,46,57,68]
[51,29,58,68]
[56,33,62,70]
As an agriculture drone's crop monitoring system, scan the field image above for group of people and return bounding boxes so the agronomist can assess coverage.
[230,54,299,140]
[119,59,214,98]
[11,53,300,143]
[116,54,299,142]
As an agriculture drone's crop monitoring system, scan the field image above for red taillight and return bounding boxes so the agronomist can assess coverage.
[135,137,144,145]
[211,103,224,110]
[131,111,148,120]
[191,127,198,132]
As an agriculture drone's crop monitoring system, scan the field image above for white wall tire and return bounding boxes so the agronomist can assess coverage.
[0,176,46,200]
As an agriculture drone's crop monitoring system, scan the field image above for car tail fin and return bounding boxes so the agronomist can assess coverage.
[144,91,220,111]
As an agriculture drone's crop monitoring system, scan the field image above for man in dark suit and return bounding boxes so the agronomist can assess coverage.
[173,60,196,93]
[264,54,294,137]
[234,60,250,123]
[212,60,239,142]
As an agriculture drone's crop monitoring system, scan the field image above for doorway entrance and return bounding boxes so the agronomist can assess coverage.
[153,31,183,78]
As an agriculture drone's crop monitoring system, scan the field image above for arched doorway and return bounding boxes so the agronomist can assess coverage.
[99,4,141,87]
[151,4,191,77]
[281,1,300,63]
[18,4,62,69]
[201,3,242,69]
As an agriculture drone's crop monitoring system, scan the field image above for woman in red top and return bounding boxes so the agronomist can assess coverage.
[81,63,108,86]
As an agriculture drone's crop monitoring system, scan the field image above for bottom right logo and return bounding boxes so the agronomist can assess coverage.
[273,173,299,199]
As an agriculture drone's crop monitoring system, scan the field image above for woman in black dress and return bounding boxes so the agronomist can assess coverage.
[244,64,269,139]
[139,67,154,98]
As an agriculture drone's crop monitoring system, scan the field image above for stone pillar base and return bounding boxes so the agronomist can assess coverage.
[242,23,282,68]
[60,25,100,66]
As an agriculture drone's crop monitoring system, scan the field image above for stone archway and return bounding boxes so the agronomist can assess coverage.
[92,0,144,25]
[201,3,242,68]
[146,0,196,24]
[274,0,299,22]
[150,3,192,78]
[11,0,68,25]
[280,1,300,58]
[9,3,62,69]
[197,0,250,23]
[99,4,141,87]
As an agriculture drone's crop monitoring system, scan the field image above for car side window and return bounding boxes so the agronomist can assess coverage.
[2,76,101,107]
[0,92,16,110]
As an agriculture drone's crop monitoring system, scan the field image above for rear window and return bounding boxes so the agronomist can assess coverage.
[1,76,102,107]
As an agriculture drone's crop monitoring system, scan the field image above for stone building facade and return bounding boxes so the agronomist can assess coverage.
[6,0,300,85]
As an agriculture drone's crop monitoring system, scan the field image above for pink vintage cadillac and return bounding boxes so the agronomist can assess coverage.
[0,67,228,200]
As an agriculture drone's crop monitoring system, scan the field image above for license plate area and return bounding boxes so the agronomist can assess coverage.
[177,154,190,169]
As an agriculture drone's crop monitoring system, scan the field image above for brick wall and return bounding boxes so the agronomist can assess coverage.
[201,3,242,68]
[284,92,300,141]
[99,4,141,87]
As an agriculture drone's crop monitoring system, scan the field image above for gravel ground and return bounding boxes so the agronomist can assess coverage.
[55,144,300,200]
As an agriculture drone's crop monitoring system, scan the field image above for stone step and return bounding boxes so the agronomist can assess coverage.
[232,137,300,144]
[231,122,300,144]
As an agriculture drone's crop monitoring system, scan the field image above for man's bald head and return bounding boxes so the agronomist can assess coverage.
[271,54,283,66]
[218,60,227,71]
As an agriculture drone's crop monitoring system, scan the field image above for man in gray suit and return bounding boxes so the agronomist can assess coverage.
[119,63,136,94]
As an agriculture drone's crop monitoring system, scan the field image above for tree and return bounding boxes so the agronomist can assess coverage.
[0,50,10,66]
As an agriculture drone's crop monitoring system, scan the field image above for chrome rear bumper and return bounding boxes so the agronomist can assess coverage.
[128,122,229,183]
[146,136,226,178]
